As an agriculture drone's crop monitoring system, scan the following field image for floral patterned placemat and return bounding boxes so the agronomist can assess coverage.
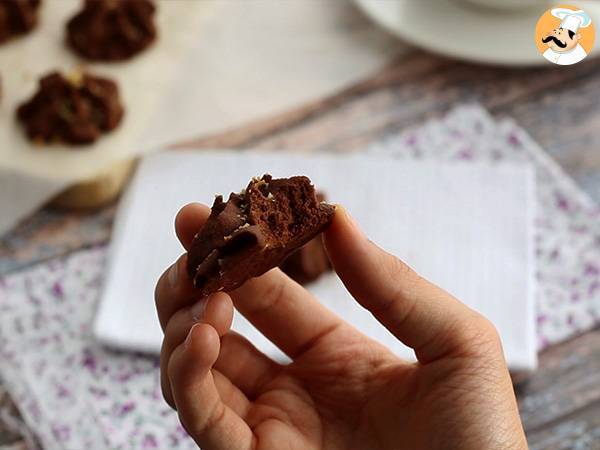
[0,247,195,450]
[0,104,598,450]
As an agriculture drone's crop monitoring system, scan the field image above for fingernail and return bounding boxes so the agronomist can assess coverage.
[168,260,180,287]
[184,324,198,349]
[190,296,208,321]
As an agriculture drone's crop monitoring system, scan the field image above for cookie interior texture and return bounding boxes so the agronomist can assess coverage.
[0,0,41,44]
[66,0,157,61]
[16,71,124,145]
[187,175,335,296]
[280,192,332,284]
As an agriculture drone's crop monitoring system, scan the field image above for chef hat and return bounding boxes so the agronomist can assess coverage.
[551,8,592,33]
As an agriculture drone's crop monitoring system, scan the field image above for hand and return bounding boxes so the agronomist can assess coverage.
[155,203,528,450]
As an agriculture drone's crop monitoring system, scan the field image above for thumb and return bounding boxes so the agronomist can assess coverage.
[323,206,500,363]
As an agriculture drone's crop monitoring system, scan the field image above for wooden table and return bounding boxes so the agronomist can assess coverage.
[1,51,599,449]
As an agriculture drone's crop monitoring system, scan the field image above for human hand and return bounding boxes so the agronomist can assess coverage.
[155,203,528,450]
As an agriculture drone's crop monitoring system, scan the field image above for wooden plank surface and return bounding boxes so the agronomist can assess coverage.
[1,51,600,448]
[517,327,600,449]
[3,53,600,273]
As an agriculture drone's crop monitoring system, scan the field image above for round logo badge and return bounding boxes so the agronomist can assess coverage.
[535,5,595,66]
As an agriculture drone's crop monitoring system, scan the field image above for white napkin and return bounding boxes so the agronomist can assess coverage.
[94,151,537,370]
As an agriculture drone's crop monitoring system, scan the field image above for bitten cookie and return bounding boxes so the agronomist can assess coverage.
[0,0,41,44]
[16,71,124,145]
[66,0,156,61]
[187,175,335,297]
[280,192,332,284]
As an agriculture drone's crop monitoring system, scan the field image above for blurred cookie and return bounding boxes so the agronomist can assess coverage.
[0,0,41,44]
[16,71,124,145]
[66,0,156,61]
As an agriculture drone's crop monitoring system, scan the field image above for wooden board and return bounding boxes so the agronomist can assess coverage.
[1,51,600,448]
[49,158,136,210]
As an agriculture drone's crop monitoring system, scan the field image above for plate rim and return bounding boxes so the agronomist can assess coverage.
[353,0,599,67]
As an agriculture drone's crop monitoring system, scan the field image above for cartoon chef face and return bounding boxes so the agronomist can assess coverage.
[542,27,581,53]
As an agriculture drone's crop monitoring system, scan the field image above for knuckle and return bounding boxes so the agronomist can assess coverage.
[161,310,188,352]
[159,350,177,409]
[154,269,168,308]
[384,254,423,300]
[193,400,226,437]
[475,315,501,343]
[166,348,182,382]
[370,253,421,315]
[166,308,189,337]
[460,314,503,355]
[161,381,176,410]
[385,253,416,282]
[247,275,287,316]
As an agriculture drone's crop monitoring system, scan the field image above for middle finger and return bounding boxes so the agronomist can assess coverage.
[160,292,233,407]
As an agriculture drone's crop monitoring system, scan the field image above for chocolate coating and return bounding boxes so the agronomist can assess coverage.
[16,71,124,145]
[187,175,335,297]
[0,0,41,44]
[66,0,156,61]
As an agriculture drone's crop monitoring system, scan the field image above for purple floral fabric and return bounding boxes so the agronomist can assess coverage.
[0,247,196,450]
[0,104,598,449]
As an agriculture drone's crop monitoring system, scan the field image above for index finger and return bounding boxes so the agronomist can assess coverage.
[175,202,211,250]
[324,206,500,364]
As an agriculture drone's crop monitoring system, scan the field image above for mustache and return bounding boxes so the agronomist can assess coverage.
[542,35,567,48]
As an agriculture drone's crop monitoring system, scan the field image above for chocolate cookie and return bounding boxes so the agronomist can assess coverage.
[0,0,41,44]
[16,71,124,145]
[66,0,156,61]
[280,193,332,284]
[187,175,335,297]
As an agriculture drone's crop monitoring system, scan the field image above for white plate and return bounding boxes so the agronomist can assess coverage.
[354,0,600,66]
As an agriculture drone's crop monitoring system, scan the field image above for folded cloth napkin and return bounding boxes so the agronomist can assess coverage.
[93,151,536,370]
[368,104,600,348]
[1,104,598,450]
[95,151,536,369]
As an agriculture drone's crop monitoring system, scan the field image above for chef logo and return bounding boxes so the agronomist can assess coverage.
[535,5,595,66]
